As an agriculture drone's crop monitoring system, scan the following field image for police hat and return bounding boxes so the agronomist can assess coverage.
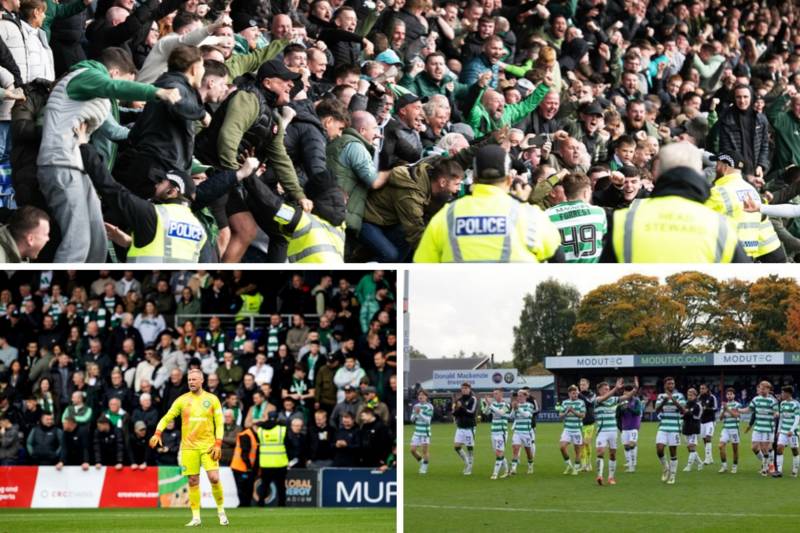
[710,150,751,174]
[473,145,511,182]
[165,169,195,199]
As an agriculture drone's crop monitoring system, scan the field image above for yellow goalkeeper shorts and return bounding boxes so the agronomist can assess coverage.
[179,448,219,476]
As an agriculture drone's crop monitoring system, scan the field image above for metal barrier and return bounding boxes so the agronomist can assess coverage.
[173,313,320,331]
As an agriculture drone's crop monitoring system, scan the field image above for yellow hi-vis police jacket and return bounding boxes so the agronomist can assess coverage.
[273,205,345,263]
[413,183,562,262]
[612,196,739,263]
[127,204,206,263]
[706,173,768,257]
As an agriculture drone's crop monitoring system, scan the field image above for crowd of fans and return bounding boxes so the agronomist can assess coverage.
[0,0,798,262]
[0,270,397,473]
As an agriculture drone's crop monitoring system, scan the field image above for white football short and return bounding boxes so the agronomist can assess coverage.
[752,431,773,444]
[656,431,681,446]
[454,428,475,446]
[491,432,507,451]
[560,430,583,445]
[701,422,715,439]
[595,430,618,450]
[684,434,699,446]
[410,434,430,446]
[777,433,799,448]
[719,428,740,444]
[621,429,639,444]
[512,430,533,448]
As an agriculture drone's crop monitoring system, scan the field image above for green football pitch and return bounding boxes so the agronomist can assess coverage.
[404,423,800,532]
[1,507,396,533]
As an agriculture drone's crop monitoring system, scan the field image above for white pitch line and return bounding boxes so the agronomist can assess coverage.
[406,503,800,519]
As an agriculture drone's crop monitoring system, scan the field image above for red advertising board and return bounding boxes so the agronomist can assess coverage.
[99,467,158,507]
[0,466,37,508]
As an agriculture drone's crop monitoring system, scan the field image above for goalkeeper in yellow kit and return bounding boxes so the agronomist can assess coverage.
[150,368,228,527]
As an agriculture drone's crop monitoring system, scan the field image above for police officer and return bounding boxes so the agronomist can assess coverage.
[608,142,749,263]
[706,151,785,262]
[240,170,346,263]
[254,413,289,507]
[79,138,207,263]
[414,144,564,262]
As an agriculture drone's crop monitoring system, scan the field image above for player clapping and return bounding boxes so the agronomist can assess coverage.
[510,390,536,475]
[558,385,586,475]
[655,377,687,485]
[774,385,800,478]
[483,389,511,479]
[593,377,638,485]
[718,387,742,474]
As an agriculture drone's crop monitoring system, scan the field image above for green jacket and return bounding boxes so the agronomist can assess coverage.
[217,364,244,394]
[43,0,87,40]
[467,82,549,138]
[224,39,288,83]
[214,89,304,201]
[398,71,468,100]
[766,94,800,173]
[363,143,483,248]
[327,129,375,233]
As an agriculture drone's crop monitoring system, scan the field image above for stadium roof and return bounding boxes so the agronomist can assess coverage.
[407,356,490,387]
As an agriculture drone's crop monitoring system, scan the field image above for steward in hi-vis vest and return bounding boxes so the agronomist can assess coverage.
[254,415,289,507]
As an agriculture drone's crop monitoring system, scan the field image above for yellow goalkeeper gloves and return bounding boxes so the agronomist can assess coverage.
[149,431,162,448]
[209,440,222,461]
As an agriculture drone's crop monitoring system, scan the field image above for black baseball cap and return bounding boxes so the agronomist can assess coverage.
[579,101,604,116]
[257,59,301,82]
[395,93,423,111]
[474,145,511,182]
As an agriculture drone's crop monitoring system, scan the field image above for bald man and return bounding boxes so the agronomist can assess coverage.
[326,110,389,242]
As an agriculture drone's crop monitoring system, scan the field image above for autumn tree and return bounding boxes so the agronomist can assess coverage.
[713,278,753,349]
[512,279,580,370]
[663,271,722,352]
[777,301,800,351]
[572,274,684,354]
[749,275,800,350]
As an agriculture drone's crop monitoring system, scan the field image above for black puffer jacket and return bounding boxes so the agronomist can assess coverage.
[715,107,771,174]
[50,11,86,77]
[283,99,328,188]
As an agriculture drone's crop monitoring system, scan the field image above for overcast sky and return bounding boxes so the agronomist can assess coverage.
[408,264,800,362]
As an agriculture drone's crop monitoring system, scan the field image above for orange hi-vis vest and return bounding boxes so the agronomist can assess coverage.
[230,428,258,472]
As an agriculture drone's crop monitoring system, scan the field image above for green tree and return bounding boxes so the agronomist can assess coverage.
[512,278,580,370]
[408,346,428,359]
